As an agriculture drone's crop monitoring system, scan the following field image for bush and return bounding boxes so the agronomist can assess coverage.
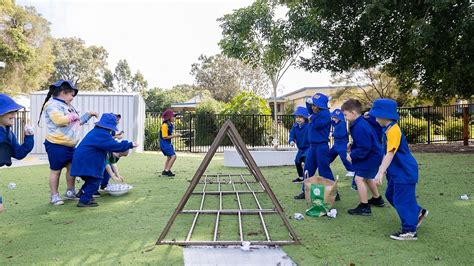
[399,117,428,143]
[144,114,161,151]
[443,118,467,141]
[194,99,225,146]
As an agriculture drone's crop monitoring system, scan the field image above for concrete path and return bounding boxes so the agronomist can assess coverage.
[183,246,296,266]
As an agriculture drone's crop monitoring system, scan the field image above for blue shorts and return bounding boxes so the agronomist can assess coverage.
[355,168,378,179]
[160,141,176,157]
[44,140,75,171]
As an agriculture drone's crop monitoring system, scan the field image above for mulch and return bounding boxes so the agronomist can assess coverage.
[409,142,474,153]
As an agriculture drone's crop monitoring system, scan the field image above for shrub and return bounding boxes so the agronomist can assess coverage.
[399,117,428,143]
[144,114,161,151]
[443,118,467,141]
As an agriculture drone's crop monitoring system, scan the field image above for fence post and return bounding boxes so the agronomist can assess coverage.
[463,106,469,146]
[252,115,256,148]
[426,106,431,144]
[188,113,192,152]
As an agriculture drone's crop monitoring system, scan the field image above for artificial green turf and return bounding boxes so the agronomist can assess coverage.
[0,152,473,265]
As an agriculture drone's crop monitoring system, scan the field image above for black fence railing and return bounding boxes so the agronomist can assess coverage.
[145,104,473,153]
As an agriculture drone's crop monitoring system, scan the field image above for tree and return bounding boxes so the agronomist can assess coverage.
[102,68,114,91]
[49,37,108,90]
[144,84,200,112]
[284,0,474,103]
[190,54,270,101]
[218,0,303,142]
[113,59,132,92]
[0,1,54,94]
[130,70,148,92]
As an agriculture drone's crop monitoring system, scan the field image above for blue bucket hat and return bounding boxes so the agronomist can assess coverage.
[331,108,345,121]
[0,94,24,116]
[311,93,329,109]
[50,80,78,96]
[95,113,119,132]
[292,106,309,119]
[369,98,400,120]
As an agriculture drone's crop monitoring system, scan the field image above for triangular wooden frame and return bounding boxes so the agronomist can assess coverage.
[156,120,300,245]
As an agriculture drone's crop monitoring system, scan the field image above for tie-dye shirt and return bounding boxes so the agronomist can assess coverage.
[44,98,92,147]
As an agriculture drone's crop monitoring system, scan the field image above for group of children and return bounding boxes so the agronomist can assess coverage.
[289,93,428,240]
[1,80,137,209]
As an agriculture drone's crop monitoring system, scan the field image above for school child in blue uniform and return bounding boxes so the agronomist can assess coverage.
[160,109,180,177]
[71,113,137,207]
[0,94,34,212]
[370,99,428,240]
[341,99,384,215]
[294,93,334,200]
[364,112,383,143]
[288,106,309,183]
[328,109,354,177]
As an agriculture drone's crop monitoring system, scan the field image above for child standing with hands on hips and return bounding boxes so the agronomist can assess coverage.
[160,109,181,177]
[0,94,34,212]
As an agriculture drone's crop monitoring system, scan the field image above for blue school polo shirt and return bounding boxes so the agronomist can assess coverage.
[349,116,383,171]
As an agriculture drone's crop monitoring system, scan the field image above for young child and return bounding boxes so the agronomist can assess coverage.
[100,151,128,191]
[71,113,137,207]
[0,94,34,212]
[160,109,180,177]
[364,111,384,143]
[294,93,334,200]
[370,98,428,240]
[328,108,354,177]
[38,80,98,205]
[288,106,309,183]
[341,99,384,215]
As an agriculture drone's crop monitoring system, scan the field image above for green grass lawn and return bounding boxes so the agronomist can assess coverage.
[0,152,473,265]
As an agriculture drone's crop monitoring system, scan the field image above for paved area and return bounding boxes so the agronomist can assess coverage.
[183,246,296,266]
[10,154,49,168]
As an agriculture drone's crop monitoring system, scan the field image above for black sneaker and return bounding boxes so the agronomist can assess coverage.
[161,171,168,176]
[347,203,371,216]
[167,171,176,177]
[368,196,385,207]
[292,177,304,183]
[390,231,417,241]
[417,209,429,228]
[294,192,305,200]
[93,191,101,198]
[77,201,99,208]
[335,192,341,201]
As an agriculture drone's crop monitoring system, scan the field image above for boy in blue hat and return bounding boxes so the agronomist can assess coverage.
[71,113,137,207]
[370,98,428,241]
[328,109,354,177]
[288,106,309,183]
[294,93,334,200]
[341,99,384,215]
[0,94,34,212]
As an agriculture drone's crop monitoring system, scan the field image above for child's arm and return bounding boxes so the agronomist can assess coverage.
[332,122,347,139]
[106,163,123,182]
[309,111,331,129]
[161,123,180,139]
[79,112,92,125]
[288,126,296,144]
[375,151,395,185]
[11,132,34,160]
[348,128,371,161]
[96,134,137,153]
[375,124,402,185]
[46,105,77,126]
[305,99,314,115]
[111,163,124,181]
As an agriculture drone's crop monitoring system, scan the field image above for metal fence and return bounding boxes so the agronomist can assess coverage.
[145,104,473,153]
[11,110,29,144]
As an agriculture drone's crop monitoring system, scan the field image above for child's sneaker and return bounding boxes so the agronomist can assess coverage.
[335,192,341,201]
[368,196,385,207]
[291,177,304,183]
[50,194,64,206]
[294,192,305,200]
[390,231,417,241]
[92,191,101,198]
[64,189,79,200]
[417,208,429,228]
[167,171,176,177]
[77,201,99,208]
[347,203,371,216]
[346,171,355,177]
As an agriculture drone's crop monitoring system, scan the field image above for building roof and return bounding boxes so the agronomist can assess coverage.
[31,90,140,96]
[171,95,203,108]
[279,85,356,98]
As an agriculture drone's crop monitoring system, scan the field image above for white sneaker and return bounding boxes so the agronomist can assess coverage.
[50,193,64,205]
[64,189,79,200]
[346,171,355,177]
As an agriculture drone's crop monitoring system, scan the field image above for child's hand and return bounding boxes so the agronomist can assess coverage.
[132,142,139,148]
[306,97,313,105]
[289,141,295,147]
[363,111,370,118]
[346,153,352,163]
[112,175,124,182]
[375,172,384,185]
[24,125,34,135]
[346,143,352,153]
[89,111,99,118]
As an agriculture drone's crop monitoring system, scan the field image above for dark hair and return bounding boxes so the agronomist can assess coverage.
[37,84,76,126]
[341,99,363,114]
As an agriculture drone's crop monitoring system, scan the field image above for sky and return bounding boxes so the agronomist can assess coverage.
[16,0,332,96]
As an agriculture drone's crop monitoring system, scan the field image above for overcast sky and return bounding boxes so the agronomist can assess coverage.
[17,0,332,96]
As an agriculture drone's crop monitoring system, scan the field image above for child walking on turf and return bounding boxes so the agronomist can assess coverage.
[370,99,428,240]
[288,106,309,183]
[0,94,34,212]
[160,109,180,177]
[328,108,354,177]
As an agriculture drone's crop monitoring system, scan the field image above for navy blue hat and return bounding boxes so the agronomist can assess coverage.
[311,93,329,109]
[369,98,400,120]
[95,113,119,132]
[0,94,24,116]
[50,80,78,96]
[331,108,345,121]
[293,106,309,119]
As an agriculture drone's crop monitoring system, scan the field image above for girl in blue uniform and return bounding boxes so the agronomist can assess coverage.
[0,94,34,212]
[160,109,181,176]
[288,106,309,183]
[370,99,428,240]
[294,93,334,200]
[328,109,354,177]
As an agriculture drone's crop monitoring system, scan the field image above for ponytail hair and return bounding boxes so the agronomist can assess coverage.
[37,83,76,126]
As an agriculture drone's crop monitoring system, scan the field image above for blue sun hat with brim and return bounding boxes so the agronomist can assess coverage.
[331,108,345,121]
[369,98,400,120]
[0,94,24,116]
[293,106,309,119]
[50,80,78,96]
[311,93,329,109]
[95,113,119,132]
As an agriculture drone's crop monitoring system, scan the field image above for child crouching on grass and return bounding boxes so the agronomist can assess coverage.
[99,151,128,192]
[0,94,34,212]
[370,99,428,240]
[71,113,137,207]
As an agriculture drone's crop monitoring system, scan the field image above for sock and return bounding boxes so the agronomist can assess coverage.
[360,202,369,207]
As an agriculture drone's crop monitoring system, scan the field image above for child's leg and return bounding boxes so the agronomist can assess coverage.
[49,170,62,195]
[302,147,318,192]
[316,144,334,181]
[101,168,111,189]
[65,163,75,191]
[167,155,177,171]
[393,183,419,232]
[79,177,101,204]
[385,176,394,206]
[355,176,368,203]
[366,179,381,198]
[163,156,171,171]
[295,158,304,178]
[327,147,338,165]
